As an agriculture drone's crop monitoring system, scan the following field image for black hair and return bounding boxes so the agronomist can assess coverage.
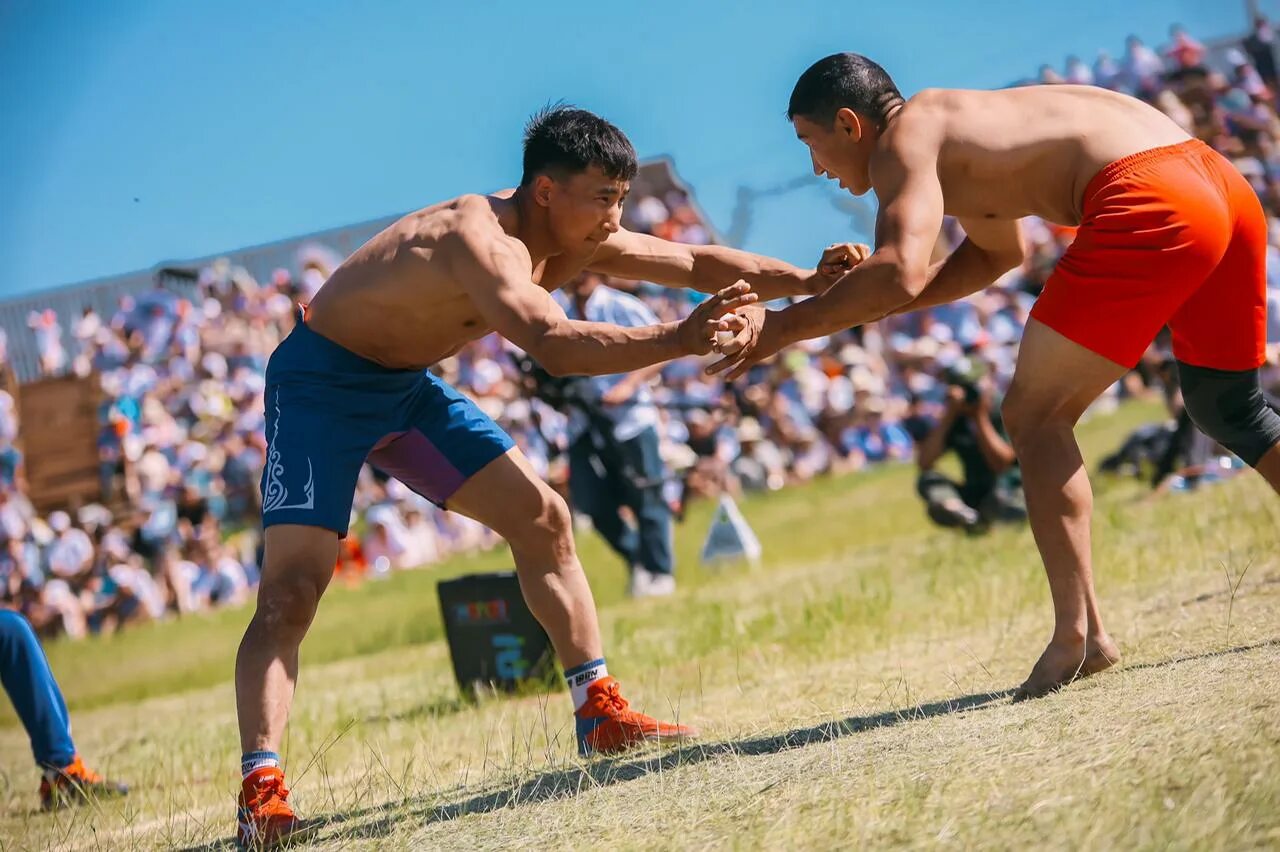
[521,103,638,186]
[787,53,905,128]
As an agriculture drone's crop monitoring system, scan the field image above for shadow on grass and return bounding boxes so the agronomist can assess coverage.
[362,694,471,726]
[312,687,1015,843]
[177,636,1280,850]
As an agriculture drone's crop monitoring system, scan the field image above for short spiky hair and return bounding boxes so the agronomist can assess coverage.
[788,53,904,127]
[521,104,638,186]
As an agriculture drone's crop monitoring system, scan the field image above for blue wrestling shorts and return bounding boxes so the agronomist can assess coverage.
[259,318,515,537]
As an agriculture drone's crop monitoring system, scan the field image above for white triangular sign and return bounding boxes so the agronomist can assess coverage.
[700,494,762,566]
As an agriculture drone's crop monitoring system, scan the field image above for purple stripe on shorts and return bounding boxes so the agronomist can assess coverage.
[366,429,466,506]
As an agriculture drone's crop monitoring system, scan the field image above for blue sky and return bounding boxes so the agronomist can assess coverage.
[0,0,1263,298]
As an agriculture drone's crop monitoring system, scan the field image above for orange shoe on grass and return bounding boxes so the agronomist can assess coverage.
[39,754,128,810]
[574,676,698,756]
[237,766,316,850]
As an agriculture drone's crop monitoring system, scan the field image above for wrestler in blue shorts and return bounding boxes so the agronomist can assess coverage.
[260,314,513,535]
[233,105,829,848]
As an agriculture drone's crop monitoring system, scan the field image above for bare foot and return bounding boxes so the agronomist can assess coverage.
[1013,639,1086,702]
[1080,633,1121,678]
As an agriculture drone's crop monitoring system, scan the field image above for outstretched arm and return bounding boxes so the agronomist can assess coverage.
[704,135,944,379]
[887,217,1024,316]
[448,219,756,376]
[769,140,945,341]
[708,129,1023,380]
[584,229,828,300]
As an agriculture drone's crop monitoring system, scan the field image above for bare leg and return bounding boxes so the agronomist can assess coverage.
[1003,321,1128,700]
[1080,589,1123,677]
[235,525,338,753]
[447,448,602,669]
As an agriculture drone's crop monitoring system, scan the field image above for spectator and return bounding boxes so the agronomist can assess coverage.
[0,609,129,808]
[26,310,66,377]
[556,274,677,597]
[1093,50,1122,90]
[398,502,441,569]
[1163,24,1206,74]
[729,417,786,492]
[1244,15,1279,89]
[1121,35,1165,93]
[6,17,1280,638]
[45,513,93,583]
[1064,56,1094,86]
[361,511,408,577]
[910,361,1026,533]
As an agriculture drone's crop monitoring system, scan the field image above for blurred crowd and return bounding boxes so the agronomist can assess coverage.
[3,19,1280,638]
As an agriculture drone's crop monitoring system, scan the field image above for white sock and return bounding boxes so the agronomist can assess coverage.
[241,751,280,778]
[564,657,608,711]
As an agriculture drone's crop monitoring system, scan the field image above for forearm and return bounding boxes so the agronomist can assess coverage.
[890,238,1019,316]
[629,361,667,385]
[916,410,958,470]
[692,245,821,300]
[773,253,920,343]
[972,414,1017,471]
[539,319,685,377]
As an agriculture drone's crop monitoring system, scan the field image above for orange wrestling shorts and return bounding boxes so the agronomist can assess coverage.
[1030,139,1268,371]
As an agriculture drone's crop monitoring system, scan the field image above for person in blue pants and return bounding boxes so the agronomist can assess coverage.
[0,609,128,809]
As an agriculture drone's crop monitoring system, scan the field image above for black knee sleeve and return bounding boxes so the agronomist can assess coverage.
[1176,362,1280,467]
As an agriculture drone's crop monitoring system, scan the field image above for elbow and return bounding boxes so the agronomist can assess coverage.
[895,266,929,304]
[988,446,1017,473]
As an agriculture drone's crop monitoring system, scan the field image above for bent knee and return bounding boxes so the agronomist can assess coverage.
[255,576,326,633]
[1178,362,1280,467]
[1001,392,1065,447]
[508,488,574,553]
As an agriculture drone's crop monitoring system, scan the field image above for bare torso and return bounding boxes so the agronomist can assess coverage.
[887,85,1191,226]
[303,191,591,370]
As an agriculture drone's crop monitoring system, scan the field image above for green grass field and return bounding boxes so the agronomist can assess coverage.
[2,400,1278,850]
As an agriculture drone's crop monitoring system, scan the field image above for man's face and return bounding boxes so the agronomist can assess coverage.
[792,114,872,196]
[540,165,629,250]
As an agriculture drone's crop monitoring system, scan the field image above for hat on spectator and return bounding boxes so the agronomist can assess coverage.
[30,518,54,545]
[660,441,698,471]
[838,344,870,367]
[913,337,942,360]
[862,396,888,415]
[737,417,765,443]
[78,504,114,528]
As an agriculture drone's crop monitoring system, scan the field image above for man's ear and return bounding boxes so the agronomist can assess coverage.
[533,174,556,207]
[834,107,863,142]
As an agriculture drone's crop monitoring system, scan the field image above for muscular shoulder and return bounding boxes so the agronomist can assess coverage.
[444,195,530,266]
[870,93,949,187]
[881,90,951,150]
[449,193,502,236]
